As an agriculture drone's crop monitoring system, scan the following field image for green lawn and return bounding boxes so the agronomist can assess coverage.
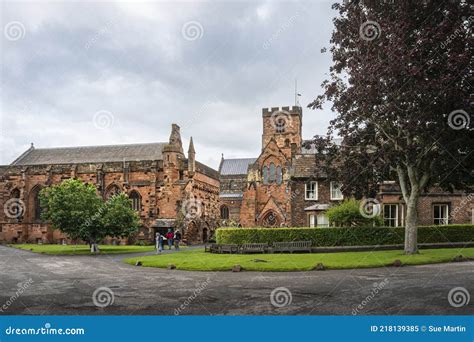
[124,247,474,271]
[10,244,156,255]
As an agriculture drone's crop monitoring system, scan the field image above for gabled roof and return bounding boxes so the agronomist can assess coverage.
[219,158,256,176]
[11,142,167,166]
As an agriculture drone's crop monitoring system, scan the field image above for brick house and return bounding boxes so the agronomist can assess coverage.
[218,106,473,228]
[0,124,220,244]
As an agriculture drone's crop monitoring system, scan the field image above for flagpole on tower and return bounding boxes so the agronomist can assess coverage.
[295,78,301,107]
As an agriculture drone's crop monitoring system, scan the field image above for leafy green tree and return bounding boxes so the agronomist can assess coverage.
[309,1,472,254]
[40,179,140,253]
[326,199,383,227]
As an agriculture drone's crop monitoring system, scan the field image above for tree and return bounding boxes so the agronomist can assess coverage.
[326,199,383,227]
[40,179,140,252]
[310,1,472,253]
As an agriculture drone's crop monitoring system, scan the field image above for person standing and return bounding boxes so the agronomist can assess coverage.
[174,230,182,250]
[166,229,174,250]
[155,232,164,254]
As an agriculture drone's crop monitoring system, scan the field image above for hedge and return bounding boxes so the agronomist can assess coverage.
[215,224,474,247]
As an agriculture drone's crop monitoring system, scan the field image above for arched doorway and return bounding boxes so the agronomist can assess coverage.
[202,228,208,243]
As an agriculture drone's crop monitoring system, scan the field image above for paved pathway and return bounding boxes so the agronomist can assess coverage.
[0,245,472,315]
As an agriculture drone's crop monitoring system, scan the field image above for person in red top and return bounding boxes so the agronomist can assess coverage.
[165,229,174,250]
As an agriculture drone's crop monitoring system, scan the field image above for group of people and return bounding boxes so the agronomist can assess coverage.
[155,229,182,254]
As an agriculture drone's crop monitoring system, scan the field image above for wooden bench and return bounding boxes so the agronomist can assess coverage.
[217,244,239,254]
[272,241,312,253]
[239,243,268,254]
[204,244,218,253]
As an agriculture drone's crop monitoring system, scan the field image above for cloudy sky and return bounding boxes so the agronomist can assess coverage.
[1,0,337,169]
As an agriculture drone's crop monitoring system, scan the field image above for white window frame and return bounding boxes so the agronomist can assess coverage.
[317,213,329,227]
[305,181,318,201]
[330,181,344,200]
[309,214,316,228]
[433,204,449,225]
[383,204,399,227]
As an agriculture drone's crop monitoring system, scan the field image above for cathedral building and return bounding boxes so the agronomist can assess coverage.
[218,106,473,228]
[0,124,220,244]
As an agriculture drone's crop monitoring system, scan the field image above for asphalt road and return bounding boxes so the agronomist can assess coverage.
[0,245,472,315]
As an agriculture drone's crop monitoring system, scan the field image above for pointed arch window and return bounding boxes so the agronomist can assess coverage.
[276,166,282,185]
[105,184,121,200]
[129,191,141,212]
[269,163,276,182]
[263,166,269,184]
[30,186,43,222]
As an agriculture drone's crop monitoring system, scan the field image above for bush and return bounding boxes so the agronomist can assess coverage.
[326,199,384,227]
[215,225,474,247]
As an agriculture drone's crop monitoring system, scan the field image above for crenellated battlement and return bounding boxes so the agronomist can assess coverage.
[262,106,302,116]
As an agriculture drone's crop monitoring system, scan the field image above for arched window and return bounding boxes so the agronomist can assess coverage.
[129,191,141,212]
[105,184,121,200]
[276,166,282,185]
[269,163,276,182]
[220,205,229,219]
[30,186,43,222]
[263,166,268,184]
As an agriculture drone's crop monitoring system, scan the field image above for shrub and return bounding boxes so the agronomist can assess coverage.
[215,225,474,247]
[325,199,384,227]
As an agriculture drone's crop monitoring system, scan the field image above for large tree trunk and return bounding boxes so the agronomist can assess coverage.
[404,196,419,254]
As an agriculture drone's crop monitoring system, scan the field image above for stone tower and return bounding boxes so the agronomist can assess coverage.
[261,106,302,159]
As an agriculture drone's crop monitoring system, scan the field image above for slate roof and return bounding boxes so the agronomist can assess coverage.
[292,154,327,179]
[219,158,256,175]
[219,192,244,199]
[11,142,167,166]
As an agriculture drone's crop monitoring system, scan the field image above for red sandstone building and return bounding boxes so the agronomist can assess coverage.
[0,124,220,244]
[218,106,473,228]
[1,107,472,245]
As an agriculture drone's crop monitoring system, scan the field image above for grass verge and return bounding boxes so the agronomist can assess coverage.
[9,244,155,255]
[124,247,474,271]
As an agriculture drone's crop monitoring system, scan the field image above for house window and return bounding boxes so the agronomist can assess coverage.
[220,205,229,220]
[330,182,343,200]
[129,191,141,212]
[433,204,449,225]
[305,181,318,200]
[317,213,329,227]
[309,214,316,228]
[383,204,399,227]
